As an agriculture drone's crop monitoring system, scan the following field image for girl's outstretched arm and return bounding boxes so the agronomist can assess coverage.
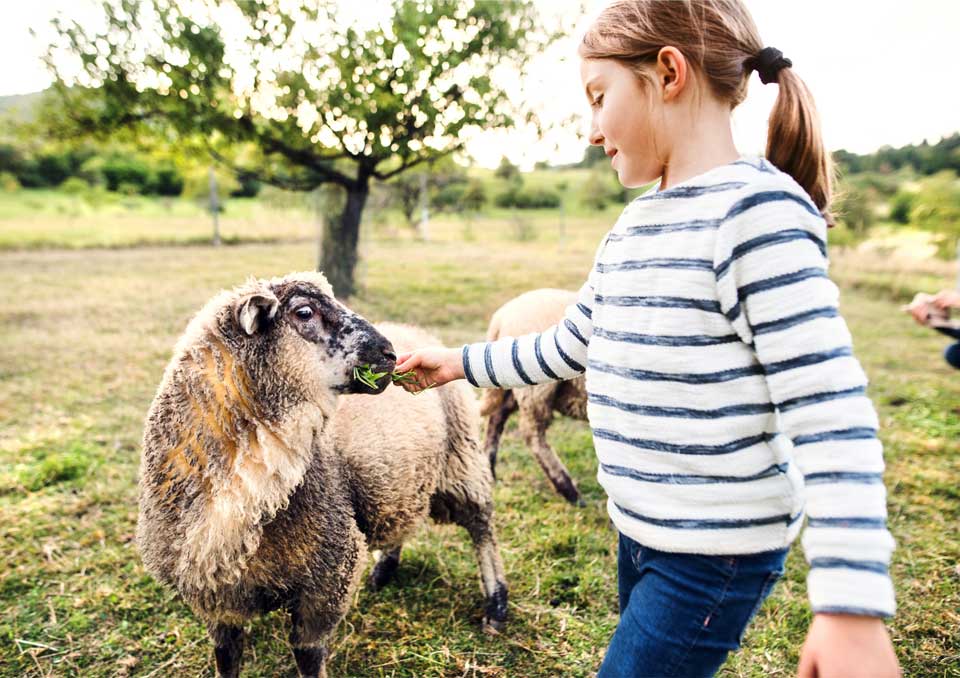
[396,247,603,394]
[395,277,594,393]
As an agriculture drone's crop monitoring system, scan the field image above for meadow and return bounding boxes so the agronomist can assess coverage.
[0,193,958,677]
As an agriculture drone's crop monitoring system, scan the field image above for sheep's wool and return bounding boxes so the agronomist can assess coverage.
[463,157,896,618]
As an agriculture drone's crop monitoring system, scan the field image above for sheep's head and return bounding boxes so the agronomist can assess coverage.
[217,272,397,411]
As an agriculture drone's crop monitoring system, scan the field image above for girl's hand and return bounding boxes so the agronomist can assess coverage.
[393,347,465,393]
[906,292,934,326]
[932,289,960,311]
[798,613,900,678]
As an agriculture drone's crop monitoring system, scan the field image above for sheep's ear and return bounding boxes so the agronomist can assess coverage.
[236,291,280,335]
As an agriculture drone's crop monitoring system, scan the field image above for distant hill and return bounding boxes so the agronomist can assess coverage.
[0,91,46,122]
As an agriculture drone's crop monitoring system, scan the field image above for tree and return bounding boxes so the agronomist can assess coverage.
[494,156,520,182]
[41,0,549,296]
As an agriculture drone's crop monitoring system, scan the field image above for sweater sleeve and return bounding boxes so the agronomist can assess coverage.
[713,189,896,618]
[462,272,596,389]
[463,237,607,388]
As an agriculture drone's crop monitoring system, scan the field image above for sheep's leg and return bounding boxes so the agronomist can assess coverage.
[288,608,332,678]
[432,493,508,633]
[517,404,582,505]
[369,545,402,590]
[483,390,517,479]
[209,623,244,678]
[465,508,509,633]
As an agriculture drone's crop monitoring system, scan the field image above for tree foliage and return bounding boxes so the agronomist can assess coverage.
[834,133,960,176]
[41,0,549,295]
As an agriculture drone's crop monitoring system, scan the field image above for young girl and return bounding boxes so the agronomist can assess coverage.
[395,1,900,675]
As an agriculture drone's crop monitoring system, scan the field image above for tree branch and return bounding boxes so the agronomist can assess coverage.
[372,145,461,181]
[206,145,324,193]
[235,115,357,189]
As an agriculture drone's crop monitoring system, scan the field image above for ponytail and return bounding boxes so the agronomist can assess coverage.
[766,68,835,226]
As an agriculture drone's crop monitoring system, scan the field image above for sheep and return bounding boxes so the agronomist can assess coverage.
[137,272,507,678]
[480,288,588,505]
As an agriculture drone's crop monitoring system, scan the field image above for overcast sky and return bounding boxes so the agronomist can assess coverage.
[3,0,958,168]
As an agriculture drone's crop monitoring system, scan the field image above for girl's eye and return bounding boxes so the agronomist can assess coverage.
[294,307,314,320]
[592,95,603,108]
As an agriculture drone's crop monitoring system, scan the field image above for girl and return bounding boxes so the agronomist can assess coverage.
[395,1,900,675]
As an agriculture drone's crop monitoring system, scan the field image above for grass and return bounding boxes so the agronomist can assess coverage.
[1,202,958,677]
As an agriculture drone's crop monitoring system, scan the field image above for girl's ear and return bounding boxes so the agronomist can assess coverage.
[655,46,688,102]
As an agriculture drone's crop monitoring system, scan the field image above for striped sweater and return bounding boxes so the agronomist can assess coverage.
[463,157,896,617]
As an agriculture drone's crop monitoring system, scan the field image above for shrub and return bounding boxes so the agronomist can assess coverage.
[495,185,561,209]
[834,184,875,234]
[0,171,20,192]
[579,169,626,210]
[230,174,262,198]
[889,191,914,224]
[431,182,465,210]
[150,166,185,196]
[60,176,92,195]
[102,157,152,193]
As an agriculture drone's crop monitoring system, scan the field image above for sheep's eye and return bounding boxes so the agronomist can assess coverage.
[294,306,314,321]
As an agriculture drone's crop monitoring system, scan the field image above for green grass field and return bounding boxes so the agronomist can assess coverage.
[1,195,958,677]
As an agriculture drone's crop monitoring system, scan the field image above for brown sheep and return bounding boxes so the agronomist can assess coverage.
[138,272,507,678]
[480,288,588,505]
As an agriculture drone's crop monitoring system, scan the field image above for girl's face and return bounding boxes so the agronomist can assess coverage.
[580,57,666,188]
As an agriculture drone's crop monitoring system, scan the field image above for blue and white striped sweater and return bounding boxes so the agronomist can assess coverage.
[463,157,896,617]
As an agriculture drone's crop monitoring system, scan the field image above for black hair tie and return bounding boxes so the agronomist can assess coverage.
[746,47,792,84]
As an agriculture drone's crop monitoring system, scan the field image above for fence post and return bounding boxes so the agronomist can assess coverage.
[208,166,221,247]
[417,171,429,240]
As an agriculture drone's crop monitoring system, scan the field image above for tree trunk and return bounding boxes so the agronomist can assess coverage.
[320,178,369,299]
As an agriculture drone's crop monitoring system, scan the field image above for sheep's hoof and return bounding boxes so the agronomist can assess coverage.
[482,616,506,635]
[482,582,508,635]
[369,548,401,591]
[556,480,583,506]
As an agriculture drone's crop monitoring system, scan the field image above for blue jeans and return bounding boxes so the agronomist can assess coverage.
[597,533,788,678]
[945,343,960,369]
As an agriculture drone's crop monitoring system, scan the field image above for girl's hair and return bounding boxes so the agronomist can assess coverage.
[580,0,834,224]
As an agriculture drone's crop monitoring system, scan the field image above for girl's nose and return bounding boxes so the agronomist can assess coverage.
[588,121,604,147]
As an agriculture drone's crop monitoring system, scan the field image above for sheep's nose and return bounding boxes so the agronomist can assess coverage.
[383,348,397,362]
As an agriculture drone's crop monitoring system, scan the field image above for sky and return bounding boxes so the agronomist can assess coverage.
[3,0,959,169]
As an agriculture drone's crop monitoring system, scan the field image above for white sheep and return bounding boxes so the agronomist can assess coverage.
[481,288,588,505]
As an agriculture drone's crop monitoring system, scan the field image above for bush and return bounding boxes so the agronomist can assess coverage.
[433,182,466,210]
[0,172,20,192]
[60,176,92,195]
[461,179,487,211]
[150,166,185,196]
[101,157,152,193]
[0,143,25,175]
[579,169,626,210]
[18,153,71,188]
[230,174,261,198]
[834,184,875,234]
[889,191,914,224]
[73,155,105,187]
[494,157,520,181]
[117,182,142,197]
[495,185,561,209]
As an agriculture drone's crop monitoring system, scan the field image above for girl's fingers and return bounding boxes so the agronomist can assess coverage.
[395,353,417,372]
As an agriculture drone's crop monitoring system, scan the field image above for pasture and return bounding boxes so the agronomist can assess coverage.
[0,201,958,677]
